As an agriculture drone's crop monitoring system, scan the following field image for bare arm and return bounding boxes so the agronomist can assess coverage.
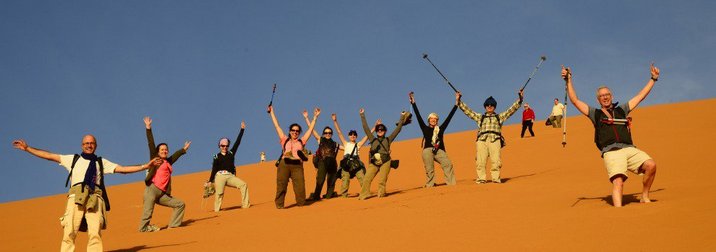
[332,113,348,146]
[302,108,320,143]
[563,65,590,116]
[12,139,61,163]
[268,105,286,140]
[115,157,163,174]
[628,63,660,110]
[303,109,321,142]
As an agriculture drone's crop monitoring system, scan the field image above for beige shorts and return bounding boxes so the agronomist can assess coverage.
[603,147,652,181]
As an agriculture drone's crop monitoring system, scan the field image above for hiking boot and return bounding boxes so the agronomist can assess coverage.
[475,180,487,184]
[141,224,160,232]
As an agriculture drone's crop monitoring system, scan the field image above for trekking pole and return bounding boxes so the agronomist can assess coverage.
[422,53,459,93]
[267,83,276,113]
[562,82,568,147]
[520,55,547,92]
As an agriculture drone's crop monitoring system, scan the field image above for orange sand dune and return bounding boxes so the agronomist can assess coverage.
[2,99,714,251]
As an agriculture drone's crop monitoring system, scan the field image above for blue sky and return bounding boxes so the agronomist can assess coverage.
[2,0,714,202]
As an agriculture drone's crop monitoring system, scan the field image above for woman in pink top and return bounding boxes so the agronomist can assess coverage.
[138,117,190,232]
[268,105,320,209]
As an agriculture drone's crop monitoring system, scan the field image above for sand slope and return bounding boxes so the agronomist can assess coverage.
[2,99,714,251]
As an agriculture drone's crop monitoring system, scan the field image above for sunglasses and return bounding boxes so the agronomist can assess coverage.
[323,132,333,135]
[377,128,386,132]
[220,145,229,147]
[290,129,300,133]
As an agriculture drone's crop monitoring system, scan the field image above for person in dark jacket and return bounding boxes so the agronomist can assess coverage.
[205,121,250,212]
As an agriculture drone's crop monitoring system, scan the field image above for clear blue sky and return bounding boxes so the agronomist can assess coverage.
[2,1,714,202]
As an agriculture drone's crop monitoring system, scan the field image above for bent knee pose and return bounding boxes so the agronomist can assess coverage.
[269,105,320,208]
[206,121,251,212]
[12,136,160,252]
[457,89,523,184]
[332,113,375,197]
[358,108,410,200]
[303,111,340,200]
[139,117,189,232]
[563,63,659,207]
[409,91,459,187]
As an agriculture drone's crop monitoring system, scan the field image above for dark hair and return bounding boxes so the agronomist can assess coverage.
[289,123,302,133]
[323,126,333,133]
[348,130,358,136]
[376,124,387,132]
[156,143,168,150]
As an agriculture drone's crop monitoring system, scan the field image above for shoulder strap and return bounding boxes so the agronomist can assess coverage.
[97,157,110,211]
[350,143,358,157]
[372,137,390,153]
[65,154,81,187]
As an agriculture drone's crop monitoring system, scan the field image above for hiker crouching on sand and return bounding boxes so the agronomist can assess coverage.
[205,121,251,212]
[304,110,340,200]
[562,63,659,207]
[457,90,523,184]
[12,135,161,252]
[409,91,459,187]
[549,98,565,128]
[139,117,189,232]
[332,113,376,197]
[358,108,410,200]
[269,105,320,209]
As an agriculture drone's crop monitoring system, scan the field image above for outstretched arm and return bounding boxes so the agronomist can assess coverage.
[167,141,189,165]
[144,116,157,159]
[628,63,660,111]
[563,65,590,116]
[498,90,523,121]
[302,108,320,143]
[388,112,409,142]
[456,91,483,123]
[359,108,375,142]
[358,119,378,146]
[303,110,321,142]
[231,121,245,154]
[12,139,61,163]
[115,157,163,174]
[268,105,286,140]
[409,92,427,128]
[332,114,348,146]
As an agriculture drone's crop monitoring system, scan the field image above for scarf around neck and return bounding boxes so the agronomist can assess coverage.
[80,153,99,191]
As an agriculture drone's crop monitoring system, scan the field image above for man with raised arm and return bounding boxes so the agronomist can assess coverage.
[12,135,161,252]
[562,63,659,207]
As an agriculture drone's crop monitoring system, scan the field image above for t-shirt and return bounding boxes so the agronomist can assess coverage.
[279,136,306,159]
[151,161,172,192]
[552,103,565,116]
[342,142,361,157]
[59,154,118,186]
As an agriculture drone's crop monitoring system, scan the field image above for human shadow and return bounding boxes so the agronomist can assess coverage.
[501,173,537,183]
[182,215,218,226]
[107,241,196,252]
[224,201,268,211]
[571,188,664,207]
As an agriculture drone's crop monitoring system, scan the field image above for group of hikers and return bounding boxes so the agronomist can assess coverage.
[11,63,660,251]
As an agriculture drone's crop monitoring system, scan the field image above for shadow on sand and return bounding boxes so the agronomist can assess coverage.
[571,188,665,207]
[107,241,197,252]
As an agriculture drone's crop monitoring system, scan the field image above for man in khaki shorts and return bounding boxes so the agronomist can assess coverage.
[562,63,660,207]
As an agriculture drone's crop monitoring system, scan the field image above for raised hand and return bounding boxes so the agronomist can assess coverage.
[267,105,273,114]
[144,116,152,129]
[650,62,660,80]
[302,109,309,118]
[375,119,382,126]
[183,141,192,151]
[561,65,572,81]
[313,107,321,117]
[241,121,246,129]
[518,89,524,101]
[331,113,337,121]
[359,108,365,114]
[456,91,462,105]
[12,139,28,151]
[409,91,415,104]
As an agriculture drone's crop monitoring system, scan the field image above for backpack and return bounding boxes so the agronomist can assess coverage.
[275,138,305,167]
[477,114,506,148]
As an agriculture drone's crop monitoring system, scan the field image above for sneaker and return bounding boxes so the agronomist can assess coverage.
[475,180,487,184]
[141,224,160,232]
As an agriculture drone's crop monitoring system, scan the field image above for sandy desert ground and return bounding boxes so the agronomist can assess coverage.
[1,99,714,251]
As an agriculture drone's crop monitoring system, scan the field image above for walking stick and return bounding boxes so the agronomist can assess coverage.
[562,82,568,147]
[520,55,547,92]
[422,53,459,93]
[267,83,276,113]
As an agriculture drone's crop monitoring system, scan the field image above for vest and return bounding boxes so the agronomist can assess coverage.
[593,106,633,151]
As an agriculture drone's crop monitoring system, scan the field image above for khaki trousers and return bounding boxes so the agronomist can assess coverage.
[275,161,306,208]
[476,140,502,181]
[421,148,456,187]
[359,161,392,199]
[339,168,365,196]
[214,173,250,211]
[138,184,185,231]
[61,195,104,252]
[549,115,563,128]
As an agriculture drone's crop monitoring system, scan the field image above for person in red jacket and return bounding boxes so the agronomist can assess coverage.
[521,103,536,138]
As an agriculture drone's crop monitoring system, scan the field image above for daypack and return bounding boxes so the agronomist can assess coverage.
[477,114,506,148]
[275,138,305,167]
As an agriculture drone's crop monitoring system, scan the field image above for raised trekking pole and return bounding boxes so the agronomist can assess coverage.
[422,53,459,93]
[562,73,568,147]
[267,83,276,113]
[520,55,547,92]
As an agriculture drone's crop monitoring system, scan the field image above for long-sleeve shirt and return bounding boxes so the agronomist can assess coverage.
[522,108,535,122]
[361,112,408,156]
[412,102,458,151]
[458,99,522,142]
[145,128,186,194]
[208,128,244,183]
